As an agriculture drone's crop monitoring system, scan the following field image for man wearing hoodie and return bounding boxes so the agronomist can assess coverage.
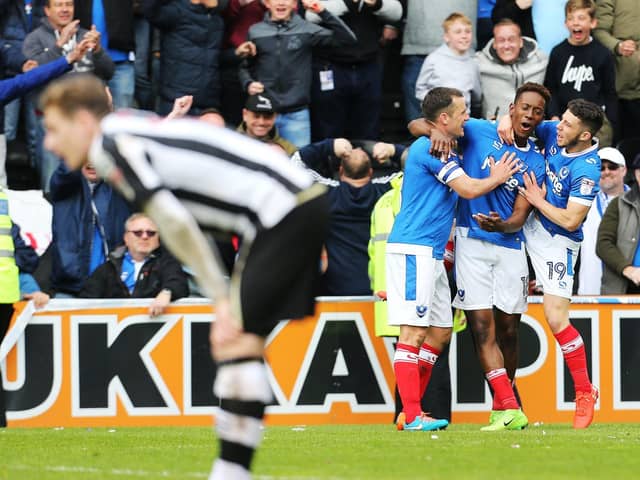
[476,18,548,120]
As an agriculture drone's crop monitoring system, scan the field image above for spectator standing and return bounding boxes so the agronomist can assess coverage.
[80,213,189,317]
[415,12,482,117]
[236,93,297,155]
[401,0,477,122]
[293,137,403,295]
[48,161,130,297]
[597,154,640,294]
[1,0,46,175]
[74,0,136,109]
[23,0,114,191]
[579,147,627,294]
[239,0,357,148]
[220,0,266,126]
[543,0,617,147]
[305,0,402,141]
[476,18,547,120]
[593,0,640,144]
[143,0,228,116]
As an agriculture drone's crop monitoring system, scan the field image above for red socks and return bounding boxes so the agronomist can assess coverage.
[393,343,421,423]
[486,368,519,410]
[554,325,591,394]
[418,343,440,397]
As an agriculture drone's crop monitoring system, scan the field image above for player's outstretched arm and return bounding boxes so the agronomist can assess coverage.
[449,151,519,199]
[518,171,589,231]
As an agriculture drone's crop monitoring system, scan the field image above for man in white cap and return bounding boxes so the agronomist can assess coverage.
[577,146,628,294]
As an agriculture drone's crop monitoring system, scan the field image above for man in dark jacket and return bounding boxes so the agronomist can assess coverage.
[143,0,228,116]
[48,162,130,297]
[80,213,189,317]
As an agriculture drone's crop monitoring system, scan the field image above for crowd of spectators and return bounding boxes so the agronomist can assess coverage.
[1,0,639,304]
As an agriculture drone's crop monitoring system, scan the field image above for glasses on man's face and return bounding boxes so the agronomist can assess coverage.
[128,230,157,238]
[601,163,622,172]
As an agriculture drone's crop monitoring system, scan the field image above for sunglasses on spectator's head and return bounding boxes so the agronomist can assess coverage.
[128,230,157,238]
[601,163,621,171]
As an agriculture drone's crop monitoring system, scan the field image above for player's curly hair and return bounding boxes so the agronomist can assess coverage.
[514,82,551,106]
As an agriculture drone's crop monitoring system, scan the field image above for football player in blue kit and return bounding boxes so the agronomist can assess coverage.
[386,87,520,432]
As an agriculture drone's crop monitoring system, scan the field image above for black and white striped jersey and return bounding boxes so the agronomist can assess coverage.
[89,111,316,240]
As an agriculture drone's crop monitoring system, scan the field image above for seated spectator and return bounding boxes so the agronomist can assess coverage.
[415,12,482,117]
[80,213,189,317]
[292,137,404,295]
[476,18,548,120]
[48,162,131,297]
[237,94,297,156]
[597,154,640,295]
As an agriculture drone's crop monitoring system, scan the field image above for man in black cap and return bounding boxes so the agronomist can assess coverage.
[236,93,297,155]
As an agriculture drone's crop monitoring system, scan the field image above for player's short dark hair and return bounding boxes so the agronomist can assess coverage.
[40,74,111,120]
[514,82,551,106]
[565,0,596,19]
[567,98,604,136]
[421,87,464,122]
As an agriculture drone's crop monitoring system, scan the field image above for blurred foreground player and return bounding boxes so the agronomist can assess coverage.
[40,74,329,480]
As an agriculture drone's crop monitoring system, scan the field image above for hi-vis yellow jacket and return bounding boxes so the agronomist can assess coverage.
[368,173,402,337]
[0,188,19,304]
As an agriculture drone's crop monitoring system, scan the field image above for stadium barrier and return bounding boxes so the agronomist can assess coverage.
[2,296,639,427]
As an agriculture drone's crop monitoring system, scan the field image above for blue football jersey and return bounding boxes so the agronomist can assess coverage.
[457,118,546,249]
[388,136,464,258]
[535,121,601,242]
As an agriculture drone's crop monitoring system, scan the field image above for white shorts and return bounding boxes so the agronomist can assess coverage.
[452,231,528,314]
[523,216,580,299]
[385,243,453,328]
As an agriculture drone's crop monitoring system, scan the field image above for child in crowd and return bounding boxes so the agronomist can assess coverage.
[237,0,356,148]
[415,12,482,117]
[543,0,617,146]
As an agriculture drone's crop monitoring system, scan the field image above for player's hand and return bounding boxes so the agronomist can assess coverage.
[247,81,265,95]
[497,114,514,145]
[473,211,505,232]
[372,142,395,165]
[488,151,519,185]
[57,19,80,48]
[429,128,455,159]
[333,138,353,160]
[518,170,546,208]
[210,297,243,353]
[149,290,171,317]
[235,41,257,57]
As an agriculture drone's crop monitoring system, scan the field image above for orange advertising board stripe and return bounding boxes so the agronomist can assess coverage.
[2,298,639,427]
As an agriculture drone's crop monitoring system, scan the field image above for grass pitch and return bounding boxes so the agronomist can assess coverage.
[1,423,639,479]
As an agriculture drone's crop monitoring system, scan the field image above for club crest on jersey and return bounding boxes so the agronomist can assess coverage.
[580,178,596,195]
[416,305,428,318]
[457,289,465,301]
[559,166,570,180]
